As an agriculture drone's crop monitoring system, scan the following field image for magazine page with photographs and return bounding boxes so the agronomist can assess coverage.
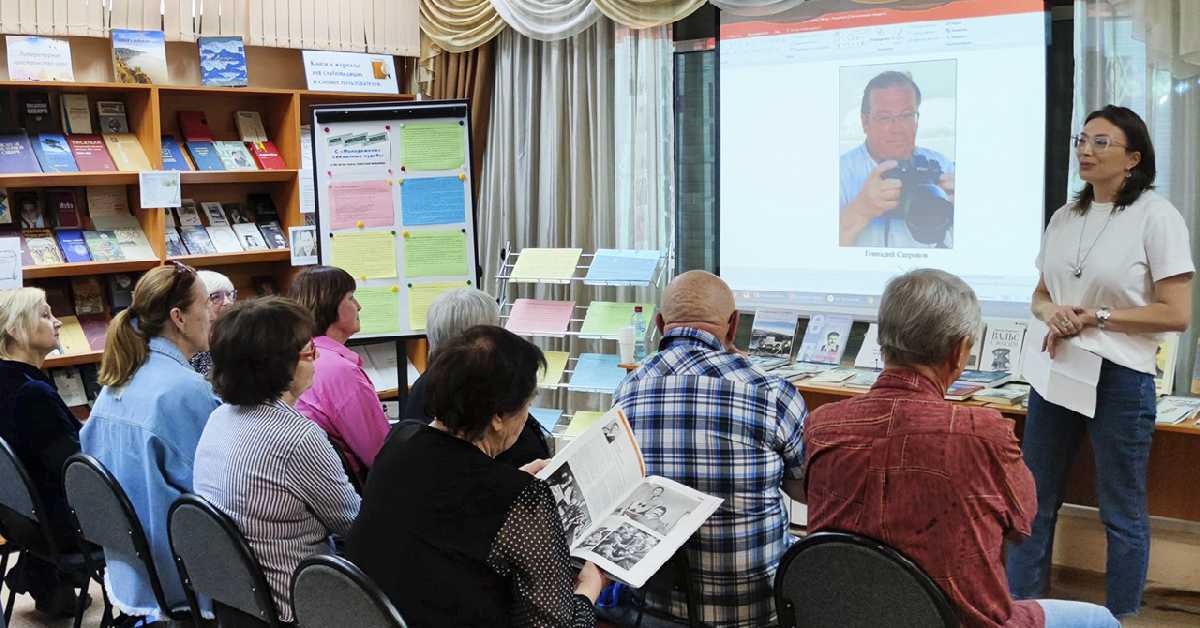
[536,409,722,587]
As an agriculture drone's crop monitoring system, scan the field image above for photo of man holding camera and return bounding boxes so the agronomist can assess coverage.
[839,69,956,248]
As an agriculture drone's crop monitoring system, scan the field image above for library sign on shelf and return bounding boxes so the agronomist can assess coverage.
[302,51,399,94]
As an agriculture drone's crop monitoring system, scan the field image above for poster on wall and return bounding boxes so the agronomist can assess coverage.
[303,51,399,94]
[312,100,478,338]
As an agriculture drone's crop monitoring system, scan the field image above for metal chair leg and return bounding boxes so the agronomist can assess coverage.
[3,550,23,625]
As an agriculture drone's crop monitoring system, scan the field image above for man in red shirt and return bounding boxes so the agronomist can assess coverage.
[803,269,1117,628]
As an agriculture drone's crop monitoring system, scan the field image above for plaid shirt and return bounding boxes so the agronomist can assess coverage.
[614,327,808,627]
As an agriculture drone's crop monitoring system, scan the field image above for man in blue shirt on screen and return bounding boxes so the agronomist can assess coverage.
[839,70,955,248]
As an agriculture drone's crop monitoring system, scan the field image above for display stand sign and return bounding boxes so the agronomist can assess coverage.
[303,51,399,94]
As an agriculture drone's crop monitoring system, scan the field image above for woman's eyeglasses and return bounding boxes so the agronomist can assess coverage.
[208,290,237,305]
[1072,134,1127,153]
[299,343,319,361]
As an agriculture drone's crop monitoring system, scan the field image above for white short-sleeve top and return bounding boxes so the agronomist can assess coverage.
[1036,190,1194,375]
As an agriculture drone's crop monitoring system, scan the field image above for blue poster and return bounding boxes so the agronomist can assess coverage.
[401,176,466,226]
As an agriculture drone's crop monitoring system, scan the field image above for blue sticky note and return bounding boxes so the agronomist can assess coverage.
[567,353,628,393]
[529,407,564,432]
[401,176,466,226]
[584,249,661,284]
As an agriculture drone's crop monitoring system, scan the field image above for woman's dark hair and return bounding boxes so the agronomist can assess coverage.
[99,263,200,387]
[1073,105,1156,213]
[288,265,356,334]
[210,297,315,406]
[423,325,546,442]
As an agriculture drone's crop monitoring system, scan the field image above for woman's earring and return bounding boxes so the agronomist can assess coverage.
[1126,170,1133,178]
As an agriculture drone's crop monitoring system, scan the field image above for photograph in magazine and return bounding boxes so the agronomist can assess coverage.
[546,463,592,544]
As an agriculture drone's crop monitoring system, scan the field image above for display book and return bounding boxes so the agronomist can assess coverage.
[177,110,286,171]
[165,195,285,256]
[535,408,721,587]
[4,187,157,265]
[36,271,139,360]
[0,93,148,174]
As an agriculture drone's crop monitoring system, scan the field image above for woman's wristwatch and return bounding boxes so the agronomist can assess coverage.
[1096,306,1112,330]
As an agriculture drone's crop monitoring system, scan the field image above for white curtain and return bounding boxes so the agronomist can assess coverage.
[1074,0,1200,393]
[708,0,808,17]
[490,0,601,40]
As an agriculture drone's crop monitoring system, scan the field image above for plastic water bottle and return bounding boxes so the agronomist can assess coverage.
[632,306,647,361]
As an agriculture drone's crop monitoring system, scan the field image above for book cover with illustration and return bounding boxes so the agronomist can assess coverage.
[160,136,193,171]
[213,141,258,171]
[748,310,798,359]
[55,229,91,263]
[19,91,57,134]
[111,29,167,84]
[32,133,79,172]
[23,229,64,265]
[83,230,125,261]
[96,100,129,134]
[185,141,224,171]
[0,189,9,224]
[979,318,1028,374]
[796,314,853,365]
[198,36,248,87]
[0,132,43,174]
[165,227,188,257]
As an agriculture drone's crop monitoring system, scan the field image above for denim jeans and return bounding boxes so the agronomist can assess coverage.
[1037,599,1120,627]
[1006,360,1156,617]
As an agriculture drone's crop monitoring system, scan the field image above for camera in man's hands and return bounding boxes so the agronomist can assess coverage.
[882,155,953,245]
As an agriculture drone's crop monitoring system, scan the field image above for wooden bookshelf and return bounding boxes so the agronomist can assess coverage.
[179,169,300,185]
[44,350,104,368]
[0,171,141,188]
[23,258,160,279]
[170,249,292,268]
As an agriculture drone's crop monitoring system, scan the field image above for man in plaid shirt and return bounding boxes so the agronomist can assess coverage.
[610,271,808,627]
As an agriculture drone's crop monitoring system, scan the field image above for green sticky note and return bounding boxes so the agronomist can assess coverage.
[579,302,656,337]
[355,286,400,335]
[565,411,607,437]
[404,229,468,277]
[401,122,466,171]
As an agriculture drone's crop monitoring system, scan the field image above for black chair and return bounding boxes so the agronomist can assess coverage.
[773,531,957,628]
[167,494,284,628]
[0,436,104,628]
[63,454,190,626]
[629,547,705,628]
[290,554,407,628]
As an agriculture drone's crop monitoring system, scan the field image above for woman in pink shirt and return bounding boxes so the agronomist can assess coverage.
[289,266,390,487]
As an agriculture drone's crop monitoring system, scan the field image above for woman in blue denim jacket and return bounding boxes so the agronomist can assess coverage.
[80,263,220,621]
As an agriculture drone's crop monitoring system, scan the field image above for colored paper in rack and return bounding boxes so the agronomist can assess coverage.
[509,248,582,282]
[538,351,570,388]
[401,176,466,226]
[408,281,463,330]
[400,122,466,171]
[404,229,468,277]
[567,353,627,393]
[355,286,400,335]
[565,410,607,437]
[584,249,660,284]
[580,302,657,337]
[331,231,397,280]
[529,407,564,432]
[505,298,575,335]
[329,180,395,230]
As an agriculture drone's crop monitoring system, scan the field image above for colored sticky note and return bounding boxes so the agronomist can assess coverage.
[538,351,570,388]
[585,249,661,285]
[330,231,397,280]
[505,298,576,335]
[329,180,395,230]
[404,229,468,277]
[566,353,627,393]
[565,411,607,437]
[401,176,466,226]
[408,281,462,330]
[400,122,465,171]
[529,407,564,432]
[509,248,582,282]
[579,302,656,338]
[355,286,400,335]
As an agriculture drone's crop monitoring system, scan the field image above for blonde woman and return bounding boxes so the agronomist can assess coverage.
[0,287,85,618]
[80,263,221,621]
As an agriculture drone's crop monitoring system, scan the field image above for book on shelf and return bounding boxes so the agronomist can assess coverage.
[213,141,258,171]
[964,321,986,371]
[113,228,155,260]
[234,111,270,143]
[180,226,217,255]
[772,362,829,381]
[247,193,279,223]
[18,91,57,135]
[796,314,853,365]
[52,367,89,407]
[55,229,91,263]
[46,188,82,228]
[71,277,106,315]
[225,203,251,224]
[843,369,881,389]
[198,36,248,87]
[96,101,130,134]
[31,134,79,172]
[232,223,268,250]
[257,221,287,249]
[206,225,244,253]
[0,190,10,224]
[159,136,193,171]
[107,274,135,314]
[83,230,125,261]
[23,229,63,265]
[247,141,287,170]
[748,310,798,360]
[853,323,884,370]
[41,280,72,314]
[980,318,1028,374]
[1155,335,1180,396]
[53,315,90,355]
[1155,396,1200,425]
[972,384,1031,406]
[179,111,216,141]
[0,132,43,174]
[185,141,224,171]
[61,94,92,134]
[77,314,109,351]
[201,201,229,225]
[748,355,789,371]
[111,29,168,84]
[165,227,187,256]
[13,191,46,228]
[176,199,204,227]
[68,135,118,172]
[87,186,136,230]
[945,381,985,401]
[102,134,152,171]
[957,370,1011,386]
[808,367,858,384]
[534,409,722,587]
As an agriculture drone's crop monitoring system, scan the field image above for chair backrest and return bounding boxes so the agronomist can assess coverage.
[167,494,281,627]
[291,554,408,628]
[638,547,704,628]
[774,531,957,628]
[0,436,55,554]
[63,454,175,613]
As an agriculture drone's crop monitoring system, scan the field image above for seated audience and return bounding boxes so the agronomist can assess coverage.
[0,288,85,617]
[290,266,390,486]
[346,325,605,627]
[81,263,221,620]
[195,297,361,625]
[612,270,808,627]
[405,287,550,467]
[803,269,1118,628]
[188,269,237,375]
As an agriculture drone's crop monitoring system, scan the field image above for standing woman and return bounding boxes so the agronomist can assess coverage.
[1007,105,1194,618]
[81,263,221,621]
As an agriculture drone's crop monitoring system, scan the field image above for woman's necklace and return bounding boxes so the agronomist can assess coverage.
[1071,205,1116,278]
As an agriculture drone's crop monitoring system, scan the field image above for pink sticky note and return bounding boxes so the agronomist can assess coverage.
[329,180,395,230]
[505,298,575,335]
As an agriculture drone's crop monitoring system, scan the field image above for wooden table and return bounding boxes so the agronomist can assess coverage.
[795,382,1200,522]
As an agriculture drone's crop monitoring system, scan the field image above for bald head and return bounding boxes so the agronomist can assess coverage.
[661,271,737,327]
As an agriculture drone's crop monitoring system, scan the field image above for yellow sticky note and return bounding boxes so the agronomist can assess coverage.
[510,248,582,282]
[408,282,462,330]
[538,351,570,388]
[355,287,401,335]
[330,232,397,280]
[565,411,606,437]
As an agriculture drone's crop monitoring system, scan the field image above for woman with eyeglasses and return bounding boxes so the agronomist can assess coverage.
[194,297,360,626]
[189,270,237,375]
[81,263,221,622]
[1006,106,1194,618]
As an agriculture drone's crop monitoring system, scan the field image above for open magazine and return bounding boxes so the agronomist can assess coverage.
[536,409,722,587]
